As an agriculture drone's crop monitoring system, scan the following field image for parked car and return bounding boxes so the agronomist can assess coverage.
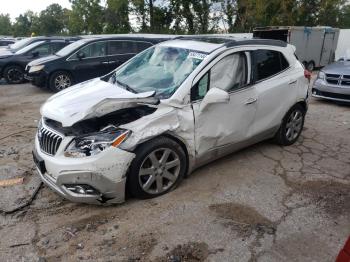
[25,34,175,92]
[0,38,78,84]
[312,50,350,103]
[253,26,340,71]
[0,38,15,48]
[33,36,309,204]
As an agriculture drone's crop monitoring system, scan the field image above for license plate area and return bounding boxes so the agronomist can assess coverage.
[32,150,46,174]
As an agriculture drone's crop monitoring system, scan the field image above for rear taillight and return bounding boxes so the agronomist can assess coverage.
[304,69,311,81]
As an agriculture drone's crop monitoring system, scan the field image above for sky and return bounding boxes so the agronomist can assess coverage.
[0,0,72,21]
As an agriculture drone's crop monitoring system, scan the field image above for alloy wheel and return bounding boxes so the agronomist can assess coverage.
[285,109,303,141]
[138,148,181,194]
[7,68,23,83]
[54,74,71,90]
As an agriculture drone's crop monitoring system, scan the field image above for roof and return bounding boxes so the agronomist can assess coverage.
[79,34,177,42]
[161,36,287,53]
[254,26,340,32]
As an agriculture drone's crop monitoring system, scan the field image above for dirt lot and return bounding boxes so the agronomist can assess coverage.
[0,81,349,262]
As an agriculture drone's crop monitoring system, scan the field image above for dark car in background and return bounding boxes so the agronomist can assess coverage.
[25,34,175,92]
[0,38,78,84]
[0,38,15,48]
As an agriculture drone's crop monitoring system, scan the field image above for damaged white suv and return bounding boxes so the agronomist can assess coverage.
[33,37,309,204]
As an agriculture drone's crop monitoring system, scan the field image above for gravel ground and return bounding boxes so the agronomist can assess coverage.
[0,81,349,262]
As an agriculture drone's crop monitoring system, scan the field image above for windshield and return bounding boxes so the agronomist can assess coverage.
[56,39,86,57]
[109,46,207,99]
[15,41,45,55]
[10,38,32,52]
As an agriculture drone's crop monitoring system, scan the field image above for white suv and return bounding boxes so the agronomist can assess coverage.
[33,37,309,204]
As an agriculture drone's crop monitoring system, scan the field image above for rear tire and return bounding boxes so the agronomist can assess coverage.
[275,104,305,146]
[4,65,24,84]
[49,71,73,92]
[127,137,187,199]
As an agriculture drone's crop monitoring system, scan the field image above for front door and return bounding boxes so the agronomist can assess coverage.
[191,51,258,164]
[69,41,111,82]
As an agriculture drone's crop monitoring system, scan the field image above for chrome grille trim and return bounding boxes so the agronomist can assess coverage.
[38,126,63,156]
[325,74,350,86]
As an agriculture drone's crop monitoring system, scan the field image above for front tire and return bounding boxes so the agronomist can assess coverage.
[127,137,187,199]
[4,65,24,84]
[49,71,73,92]
[275,104,305,146]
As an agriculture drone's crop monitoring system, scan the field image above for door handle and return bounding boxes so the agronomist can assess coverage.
[289,79,297,85]
[109,60,119,64]
[245,97,257,105]
[101,61,109,64]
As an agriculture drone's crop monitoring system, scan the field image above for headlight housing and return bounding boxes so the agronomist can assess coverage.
[65,127,131,158]
[317,71,325,80]
[29,65,45,73]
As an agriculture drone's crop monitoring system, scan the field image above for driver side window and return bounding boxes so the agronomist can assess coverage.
[191,52,248,102]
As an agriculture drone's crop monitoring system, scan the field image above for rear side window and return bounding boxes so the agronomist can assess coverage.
[71,41,107,59]
[253,50,289,81]
[108,41,137,55]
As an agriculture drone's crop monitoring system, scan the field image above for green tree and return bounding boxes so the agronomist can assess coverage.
[0,14,12,35]
[105,0,131,33]
[38,4,65,35]
[68,0,104,34]
[12,11,39,37]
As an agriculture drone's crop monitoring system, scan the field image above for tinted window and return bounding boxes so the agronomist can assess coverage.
[31,43,51,56]
[253,50,289,81]
[136,42,152,52]
[108,41,137,55]
[51,42,67,53]
[280,53,289,70]
[210,53,247,92]
[72,41,107,59]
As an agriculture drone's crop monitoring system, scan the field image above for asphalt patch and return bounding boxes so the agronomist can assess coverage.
[209,202,276,237]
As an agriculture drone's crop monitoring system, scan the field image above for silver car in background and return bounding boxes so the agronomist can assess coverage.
[312,51,350,103]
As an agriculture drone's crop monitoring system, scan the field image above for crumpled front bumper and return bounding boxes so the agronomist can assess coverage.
[34,135,135,205]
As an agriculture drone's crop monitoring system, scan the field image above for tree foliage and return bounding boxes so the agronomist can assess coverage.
[1,0,350,37]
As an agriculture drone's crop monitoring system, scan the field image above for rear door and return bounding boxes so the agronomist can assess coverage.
[68,41,110,82]
[107,40,153,71]
[250,49,297,136]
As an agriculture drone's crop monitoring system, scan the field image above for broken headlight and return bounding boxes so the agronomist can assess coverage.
[65,128,131,157]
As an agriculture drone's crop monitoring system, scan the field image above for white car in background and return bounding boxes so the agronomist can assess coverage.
[33,37,310,204]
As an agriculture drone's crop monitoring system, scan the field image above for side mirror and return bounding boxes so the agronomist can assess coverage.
[199,87,229,112]
[32,51,39,57]
[77,51,85,60]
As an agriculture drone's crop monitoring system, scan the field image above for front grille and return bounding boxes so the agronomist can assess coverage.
[38,126,63,155]
[325,74,350,86]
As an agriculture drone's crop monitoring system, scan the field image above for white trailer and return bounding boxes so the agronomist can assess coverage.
[335,29,350,60]
[253,26,339,71]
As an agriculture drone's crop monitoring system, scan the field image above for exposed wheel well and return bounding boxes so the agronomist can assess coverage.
[295,100,307,113]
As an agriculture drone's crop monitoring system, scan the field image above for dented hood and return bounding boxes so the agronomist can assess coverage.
[41,78,158,127]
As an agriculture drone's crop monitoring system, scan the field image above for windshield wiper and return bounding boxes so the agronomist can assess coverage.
[116,79,138,94]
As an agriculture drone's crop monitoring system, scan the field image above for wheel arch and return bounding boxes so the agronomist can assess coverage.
[47,69,74,89]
